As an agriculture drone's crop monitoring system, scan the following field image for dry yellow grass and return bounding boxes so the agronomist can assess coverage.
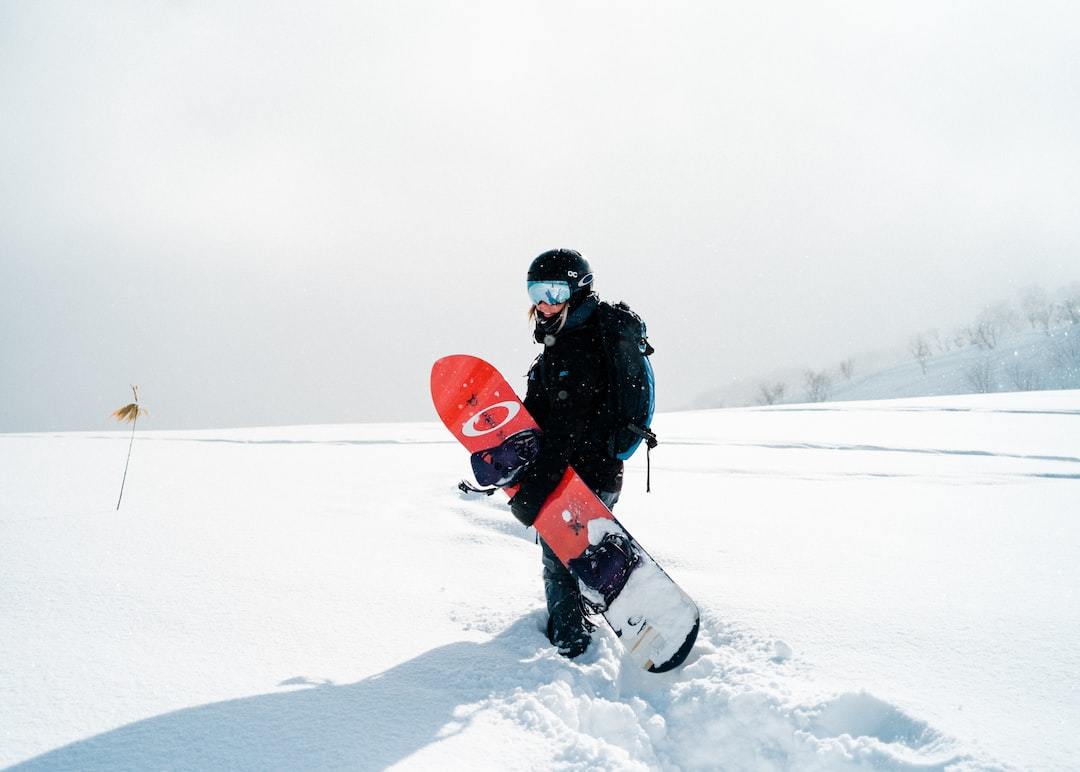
[112,385,146,510]
[112,386,147,424]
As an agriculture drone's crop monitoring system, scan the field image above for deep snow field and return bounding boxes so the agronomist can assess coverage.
[2,390,1078,770]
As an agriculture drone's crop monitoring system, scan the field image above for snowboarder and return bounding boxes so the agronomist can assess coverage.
[510,248,626,659]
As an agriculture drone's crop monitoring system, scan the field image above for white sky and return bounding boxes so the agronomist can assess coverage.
[3,0,1079,431]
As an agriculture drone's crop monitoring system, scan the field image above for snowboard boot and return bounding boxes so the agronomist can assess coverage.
[541,539,594,659]
[547,613,592,659]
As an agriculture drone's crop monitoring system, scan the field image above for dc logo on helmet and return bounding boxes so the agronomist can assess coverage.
[527,248,593,293]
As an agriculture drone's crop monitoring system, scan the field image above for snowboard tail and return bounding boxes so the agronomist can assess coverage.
[431,354,699,672]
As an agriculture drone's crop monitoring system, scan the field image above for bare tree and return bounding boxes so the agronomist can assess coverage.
[973,322,998,349]
[839,358,855,380]
[756,382,787,406]
[1019,285,1053,333]
[909,333,932,374]
[1057,282,1080,326]
[1004,361,1041,391]
[964,323,1000,349]
[927,328,945,354]
[1048,330,1080,374]
[969,302,1017,350]
[963,357,995,393]
[804,369,833,402]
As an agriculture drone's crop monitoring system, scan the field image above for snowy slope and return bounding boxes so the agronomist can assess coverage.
[2,392,1078,770]
[701,326,1080,409]
[829,328,1080,403]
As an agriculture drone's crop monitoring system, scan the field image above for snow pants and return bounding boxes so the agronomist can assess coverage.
[539,489,620,658]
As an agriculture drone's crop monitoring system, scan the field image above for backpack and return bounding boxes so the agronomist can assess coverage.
[596,300,658,485]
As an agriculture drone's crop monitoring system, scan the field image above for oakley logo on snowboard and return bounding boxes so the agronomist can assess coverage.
[461,400,521,437]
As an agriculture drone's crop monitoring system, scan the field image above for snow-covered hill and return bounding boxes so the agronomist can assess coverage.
[701,326,1080,409]
[830,327,1080,403]
[3,392,1078,770]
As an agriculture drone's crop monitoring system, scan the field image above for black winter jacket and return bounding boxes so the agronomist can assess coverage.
[512,296,623,520]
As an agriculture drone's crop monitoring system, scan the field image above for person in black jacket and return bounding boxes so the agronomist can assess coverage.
[509,248,622,659]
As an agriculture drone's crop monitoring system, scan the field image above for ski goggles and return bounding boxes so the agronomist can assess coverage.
[527,280,571,306]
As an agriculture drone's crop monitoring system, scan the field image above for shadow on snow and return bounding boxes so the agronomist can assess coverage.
[12,617,543,772]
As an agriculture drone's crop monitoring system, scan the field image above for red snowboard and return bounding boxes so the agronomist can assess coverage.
[431,354,699,672]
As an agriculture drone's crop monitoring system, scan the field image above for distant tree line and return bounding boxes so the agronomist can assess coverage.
[755,359,857,405]
[754,281,1080,405]
[909,282,1080,394]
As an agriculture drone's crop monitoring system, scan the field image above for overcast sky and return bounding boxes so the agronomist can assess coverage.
[3,0,1079,432]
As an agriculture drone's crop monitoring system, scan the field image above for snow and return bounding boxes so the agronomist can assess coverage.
[2,391,1078,770]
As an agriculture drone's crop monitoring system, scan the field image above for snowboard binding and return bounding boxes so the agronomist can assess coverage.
[469,428,541,488]
[569,531,641,612]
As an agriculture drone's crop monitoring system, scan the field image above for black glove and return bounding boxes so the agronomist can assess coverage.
[509,449,570,527]
[509,468,562,527]
[509,484,543,527]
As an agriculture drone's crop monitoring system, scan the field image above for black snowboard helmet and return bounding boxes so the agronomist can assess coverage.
[526,249,594,310]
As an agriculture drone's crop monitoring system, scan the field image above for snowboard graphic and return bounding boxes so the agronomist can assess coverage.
[431,354,700,672]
